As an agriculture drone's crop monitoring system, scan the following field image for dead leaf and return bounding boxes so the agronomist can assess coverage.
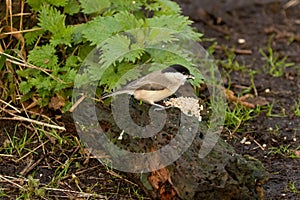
[49,95,65,111]
[225,89,269,108]
[294,150,300,157]
[148,167,169,190]
[1,26,26,59]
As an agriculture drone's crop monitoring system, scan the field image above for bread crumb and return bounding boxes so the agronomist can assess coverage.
[164,97,202,121]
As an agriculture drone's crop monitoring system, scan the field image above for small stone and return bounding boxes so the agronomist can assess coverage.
[238,38,246,44]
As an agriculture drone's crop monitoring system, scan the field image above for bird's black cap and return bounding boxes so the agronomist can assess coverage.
[161,64,190,75]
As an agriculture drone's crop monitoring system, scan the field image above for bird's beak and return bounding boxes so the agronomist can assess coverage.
[186,74,195,80]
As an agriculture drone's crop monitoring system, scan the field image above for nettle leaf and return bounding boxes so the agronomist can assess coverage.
[157,0,181,14]
[38,4,75,46]
[79,0,111,14]
[38,5,65,34]
[72,24,89,45]
[100,34,144,68]
[50,26,74,46]
[147,48,187,66]
[147,15,201,40]
[74,73,91,88]
[31,76,52,91]
[64,0,81,15]
[61,68,77,82]
[100,63,142,90]
[82,12,145,47]
[84,58,107,84]
[146,28,178,46]
[46,0,67,7]
[17,68,40,78]
[26,0,45,11]
[147,14,191,30]
[28,0,67,10]
[65,55,80,68]
[19,81,33,94]
[28,44,58,69]
[145,0,181,15]
[24,27,45,46]
[114,11,144,30]
[82,16,123,46]
[111,0,143,12]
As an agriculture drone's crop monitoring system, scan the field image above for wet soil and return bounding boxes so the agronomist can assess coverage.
[173,0,300,199]
[0,0,299,199]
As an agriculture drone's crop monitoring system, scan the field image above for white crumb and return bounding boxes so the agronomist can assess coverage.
[164,97,203,121]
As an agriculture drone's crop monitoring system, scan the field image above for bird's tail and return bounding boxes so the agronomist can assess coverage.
[101,90,134,99]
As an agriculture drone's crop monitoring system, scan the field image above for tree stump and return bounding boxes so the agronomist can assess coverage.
[73,97,268,200]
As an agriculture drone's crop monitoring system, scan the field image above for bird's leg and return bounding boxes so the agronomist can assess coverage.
[152,103,172,111]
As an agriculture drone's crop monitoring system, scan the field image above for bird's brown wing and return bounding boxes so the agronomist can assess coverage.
[102,71,176,99]
[121,71,173,91]
[136,83,166,91]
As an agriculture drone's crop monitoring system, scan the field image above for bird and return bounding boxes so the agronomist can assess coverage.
[101,64,194,109]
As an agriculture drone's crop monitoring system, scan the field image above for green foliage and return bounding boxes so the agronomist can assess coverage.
[24,27,45,47]
[145,0,181,15]
[79,0,110,14]
[21,0,203,108]
[225,103,260,132]
[260,35,294,77]
[28,44,58,68]
[64,0,81,15]
[26,0,67,11]
[293,100,300,117]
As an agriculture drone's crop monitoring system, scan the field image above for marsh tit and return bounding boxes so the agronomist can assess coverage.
[101,64,194,108]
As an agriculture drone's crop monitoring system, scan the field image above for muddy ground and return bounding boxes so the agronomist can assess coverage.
[174,0,300,199]
[0,0,299,199]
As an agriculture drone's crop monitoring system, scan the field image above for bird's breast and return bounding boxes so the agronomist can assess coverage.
[133,88,173,104]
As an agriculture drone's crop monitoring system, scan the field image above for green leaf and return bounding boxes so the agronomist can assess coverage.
[17,68,38,78]
[38,4,74,46]
[64,0,80,15]
[146,15,201,40]
[65,55,80,68]
[30,77,53,95]
[82,12,145,46]
[114,11,144,30]
[46,0,67,7]
[82,16,123,46]
[100,63,142,90]
[50,26,74,46]
[72,24,88,44]
[157,0,182,14]
[74,73,91,88]
[146,28,178,46]
[19,81,33,94]
[79,0,110,14]
[26,0,45,11]
[24,27,45,46]
[78,44,95,60]
[38,5,66,34]
[27,0,66,10]
[100,34,144,68]
[61,68,77,82]
[145,0,181,15]
[111,0,143,12]
[147,15,191,30]
[28,44,58,69]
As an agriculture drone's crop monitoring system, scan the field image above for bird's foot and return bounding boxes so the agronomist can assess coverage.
[153,103,172,111]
